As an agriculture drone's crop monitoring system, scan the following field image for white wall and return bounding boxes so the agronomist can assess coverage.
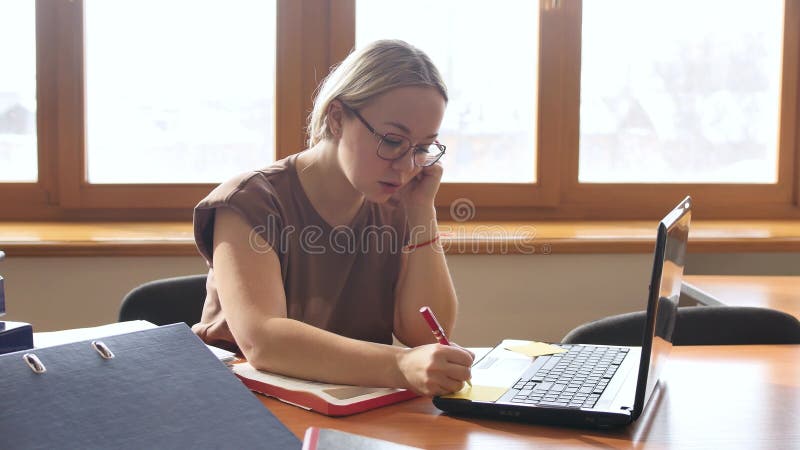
[2,256,207,332]
[2,252,798,345]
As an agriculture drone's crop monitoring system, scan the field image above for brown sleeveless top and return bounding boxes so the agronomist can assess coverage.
[191,154,409,352]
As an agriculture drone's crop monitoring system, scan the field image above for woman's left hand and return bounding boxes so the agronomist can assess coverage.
[397,162,443,212]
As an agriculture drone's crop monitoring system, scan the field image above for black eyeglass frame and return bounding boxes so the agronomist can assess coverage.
[339,102,446,167]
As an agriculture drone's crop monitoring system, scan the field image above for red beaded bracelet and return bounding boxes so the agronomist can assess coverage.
[405,235,440,251]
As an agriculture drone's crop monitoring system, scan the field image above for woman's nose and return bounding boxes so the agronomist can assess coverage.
[390,150,416,173]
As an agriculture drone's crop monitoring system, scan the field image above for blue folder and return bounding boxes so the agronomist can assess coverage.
[0,323,300,449]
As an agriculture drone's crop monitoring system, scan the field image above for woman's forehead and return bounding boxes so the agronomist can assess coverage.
[363,86,445,135]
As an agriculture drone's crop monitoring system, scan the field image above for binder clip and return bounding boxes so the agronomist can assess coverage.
[0,251,34,355]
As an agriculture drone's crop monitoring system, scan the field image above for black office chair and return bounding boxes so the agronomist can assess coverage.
[119,274,208,327]
[561,306,800,346]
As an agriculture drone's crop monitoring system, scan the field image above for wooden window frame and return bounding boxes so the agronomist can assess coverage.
[1,0,799,221]
[554,0,800,220]
[338,0,800,220]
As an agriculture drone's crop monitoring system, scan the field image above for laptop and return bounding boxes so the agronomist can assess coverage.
[433,196,692,429]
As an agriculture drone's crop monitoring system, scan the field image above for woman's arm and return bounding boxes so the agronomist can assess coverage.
[392,159,461,348]
[393,205,460,347]
[213,207,470,395]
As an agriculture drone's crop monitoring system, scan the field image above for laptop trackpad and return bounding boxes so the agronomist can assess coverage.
[477,356,530,372]
[472,341,541,387]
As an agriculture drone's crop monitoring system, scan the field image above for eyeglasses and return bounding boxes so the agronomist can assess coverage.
[340,103,446,167]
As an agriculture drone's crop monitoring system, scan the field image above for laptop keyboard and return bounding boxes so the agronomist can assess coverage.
[509,345,629,409]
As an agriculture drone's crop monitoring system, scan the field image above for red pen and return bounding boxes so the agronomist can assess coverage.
[419,306,472,387]
[419,306,451,345]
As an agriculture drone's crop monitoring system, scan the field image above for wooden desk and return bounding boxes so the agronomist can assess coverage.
[257,345,799,449]
[683,275,800,319]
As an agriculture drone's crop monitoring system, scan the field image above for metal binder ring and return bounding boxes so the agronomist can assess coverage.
[23,353,46,374]
[91,340,115,359]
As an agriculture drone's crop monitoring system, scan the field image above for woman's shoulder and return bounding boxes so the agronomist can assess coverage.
[197,156,297,209]
[193,157,298,264]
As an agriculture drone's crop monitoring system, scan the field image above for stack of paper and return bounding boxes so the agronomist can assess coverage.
[33,320,237,364]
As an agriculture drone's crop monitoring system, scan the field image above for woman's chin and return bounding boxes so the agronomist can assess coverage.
[359,181,403,204]
[364,192,394,204]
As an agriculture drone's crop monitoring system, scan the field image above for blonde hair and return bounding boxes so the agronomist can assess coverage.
[307,39,448,147]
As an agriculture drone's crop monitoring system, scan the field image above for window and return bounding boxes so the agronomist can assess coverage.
[350,0,799,218]
[1,0,283,219]
[0,1,37,183]
[579,0,783,184]
[1,0,798,221]
[357,0,539,184]
[84,0,276,184]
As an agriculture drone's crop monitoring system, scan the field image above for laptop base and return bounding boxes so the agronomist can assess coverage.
[432,398,633,429]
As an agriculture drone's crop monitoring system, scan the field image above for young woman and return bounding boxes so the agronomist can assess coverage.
[192,40,473,396]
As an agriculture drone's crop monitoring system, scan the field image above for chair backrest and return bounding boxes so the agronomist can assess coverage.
[119,274,208,327]
[561,306,800,346]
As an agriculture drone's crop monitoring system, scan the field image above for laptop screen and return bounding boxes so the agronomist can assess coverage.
[632,197,691,418]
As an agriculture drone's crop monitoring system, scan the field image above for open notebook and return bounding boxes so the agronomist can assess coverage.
[232,362,418,416]
[233,347,494,416]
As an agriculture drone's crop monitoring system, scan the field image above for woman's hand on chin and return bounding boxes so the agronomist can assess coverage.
[396,162,443,214]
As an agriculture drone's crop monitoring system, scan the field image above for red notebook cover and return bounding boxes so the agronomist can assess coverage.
[233,362,418,416]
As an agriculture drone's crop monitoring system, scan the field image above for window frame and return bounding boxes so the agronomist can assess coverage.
[340,0,800,220]
[50,0,285,210]
[1,0,798,221]
[556,0,800,220]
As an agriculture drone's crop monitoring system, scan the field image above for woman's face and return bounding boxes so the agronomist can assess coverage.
[335,86,446,203]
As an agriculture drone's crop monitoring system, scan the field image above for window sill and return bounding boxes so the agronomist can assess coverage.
[0,220,798,257]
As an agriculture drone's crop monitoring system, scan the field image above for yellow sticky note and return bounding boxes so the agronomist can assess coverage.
[505,341,567,357]
[442,385,508,402]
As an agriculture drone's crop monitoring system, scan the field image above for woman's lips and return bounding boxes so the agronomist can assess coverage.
[379,181,401,193]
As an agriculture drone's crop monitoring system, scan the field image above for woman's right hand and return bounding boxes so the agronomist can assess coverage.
[395,344,474,396]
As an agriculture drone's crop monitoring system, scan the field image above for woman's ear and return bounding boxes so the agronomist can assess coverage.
[326,100,344,138]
